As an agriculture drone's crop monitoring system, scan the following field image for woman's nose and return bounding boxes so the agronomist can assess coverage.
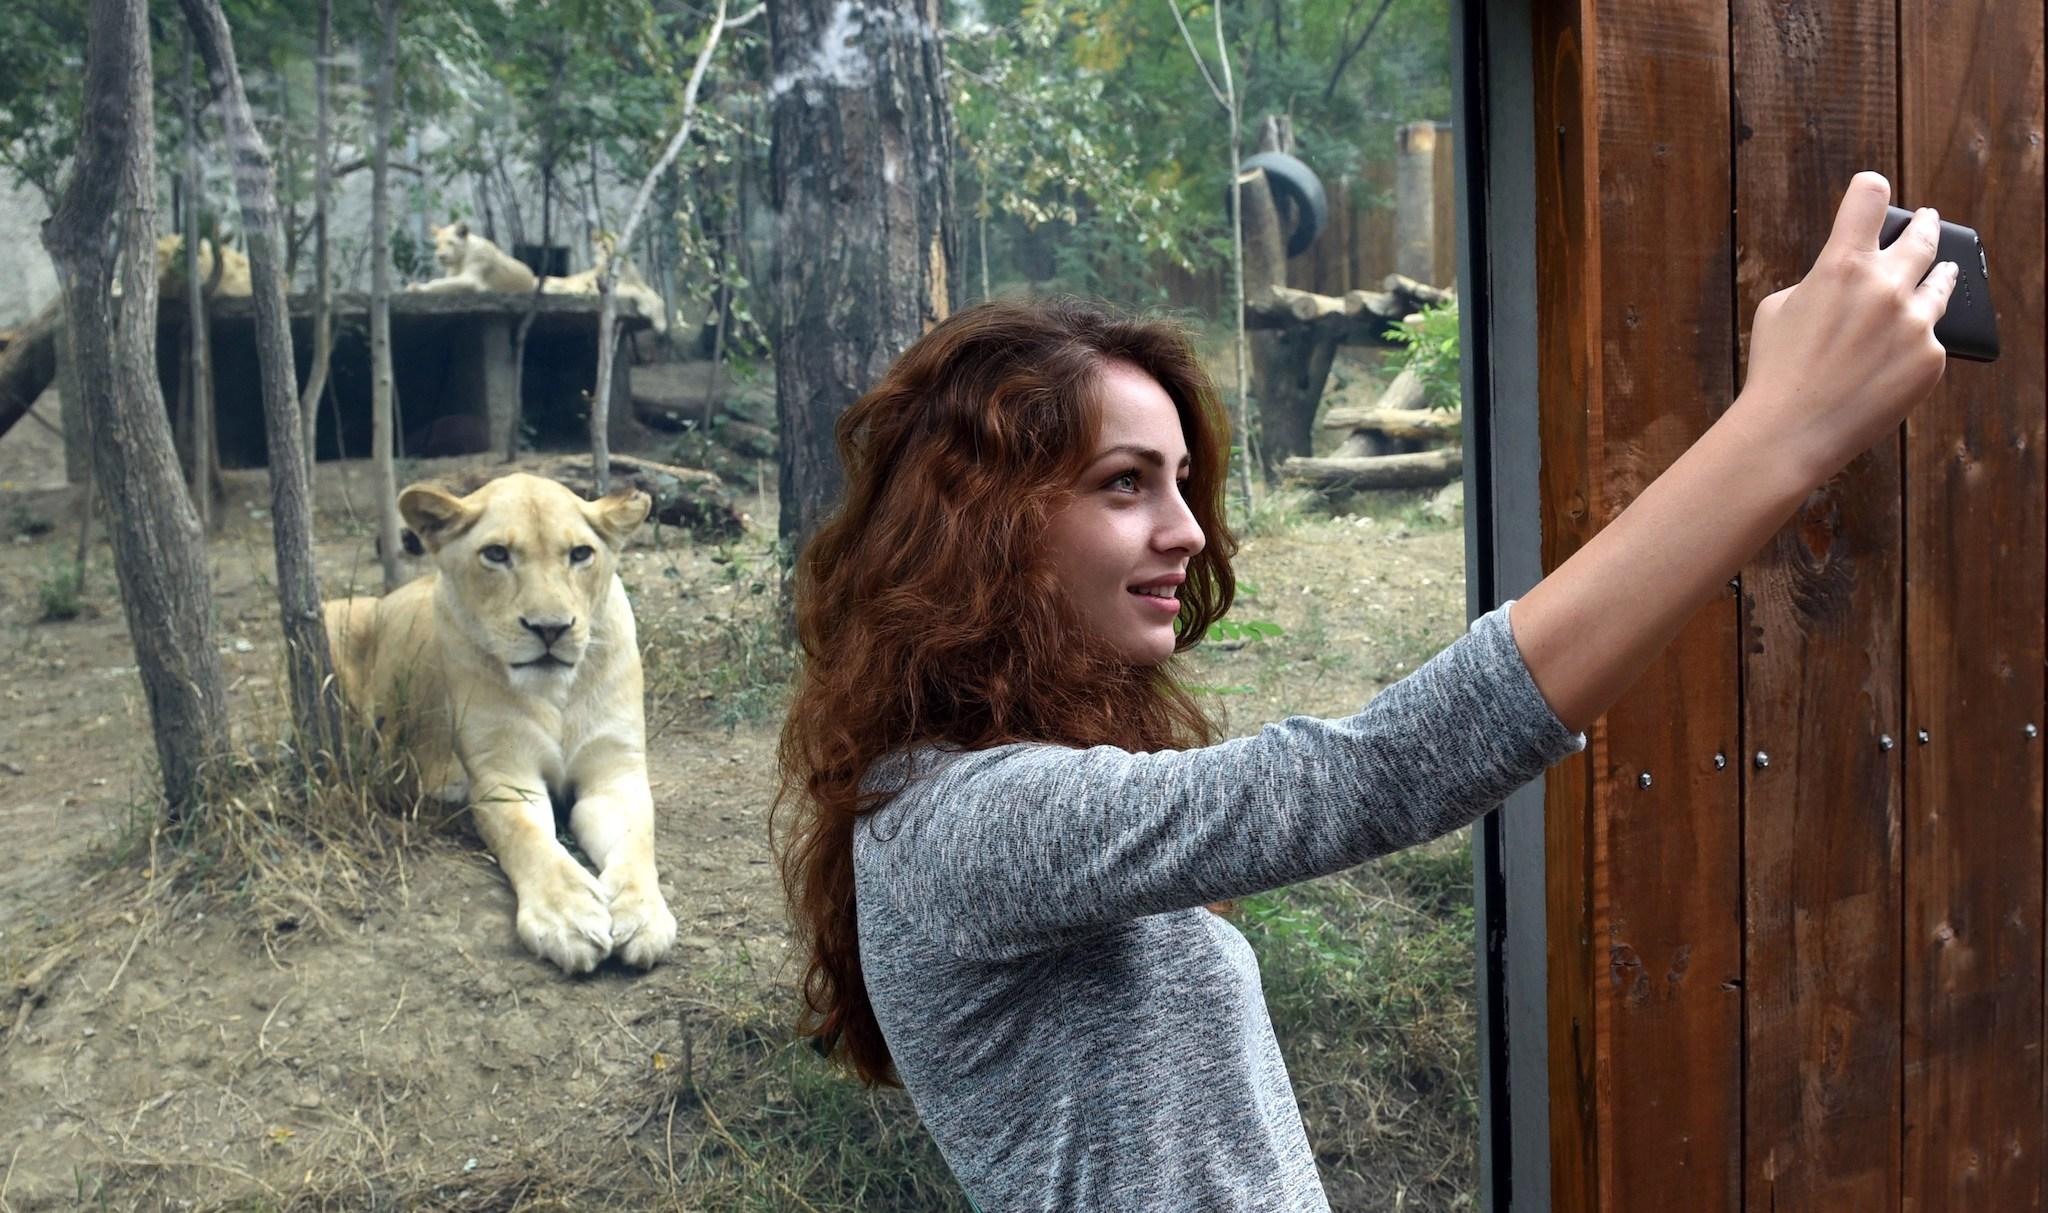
[1155,491,1206,557]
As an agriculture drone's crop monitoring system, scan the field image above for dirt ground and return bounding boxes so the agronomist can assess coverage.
[0,361,1471,1210]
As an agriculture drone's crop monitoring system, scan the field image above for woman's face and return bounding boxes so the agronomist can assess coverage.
[1043,361,1207,666]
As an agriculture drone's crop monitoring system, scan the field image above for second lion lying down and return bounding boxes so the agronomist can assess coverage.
[325,473,677,973]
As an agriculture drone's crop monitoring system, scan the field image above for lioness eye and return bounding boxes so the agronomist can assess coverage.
[481,544,510,565]
[570,545,595,564]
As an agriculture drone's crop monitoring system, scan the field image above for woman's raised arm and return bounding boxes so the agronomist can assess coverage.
[1511,172,1958,734]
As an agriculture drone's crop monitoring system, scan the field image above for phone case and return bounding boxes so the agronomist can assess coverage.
[1878,205,2000,362]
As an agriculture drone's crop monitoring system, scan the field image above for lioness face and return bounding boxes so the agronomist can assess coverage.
[431,222,471,274]
[398,474,651,678]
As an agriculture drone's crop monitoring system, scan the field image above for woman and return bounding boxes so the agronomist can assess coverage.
[776,174,1957,1209]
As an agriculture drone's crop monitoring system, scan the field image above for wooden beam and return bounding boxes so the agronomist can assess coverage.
[1901,0,2047,1205]
[1536,4,1743,1209]
[1733,2,1903,1208]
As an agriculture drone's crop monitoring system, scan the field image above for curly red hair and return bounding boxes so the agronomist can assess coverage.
[774,297,1239,1086]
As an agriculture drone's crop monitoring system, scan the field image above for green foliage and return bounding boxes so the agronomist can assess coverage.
[1206,617,1283,644]
[1236,830,1481,1204]
[0,1,85,202]
[37,553,85,622]
[948,0,1453,306]
[1383,298,1463,412]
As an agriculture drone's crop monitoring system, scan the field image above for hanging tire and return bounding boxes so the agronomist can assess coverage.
[1230,151,1329,258]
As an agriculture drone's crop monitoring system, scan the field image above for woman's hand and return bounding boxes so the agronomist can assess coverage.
[1733,170,1958,483]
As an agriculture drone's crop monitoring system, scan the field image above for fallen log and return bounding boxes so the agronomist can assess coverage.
[1280,448,1463,492]
[0,299,62,443]
[1243,279,1455,345]
[1319,406,1459,445]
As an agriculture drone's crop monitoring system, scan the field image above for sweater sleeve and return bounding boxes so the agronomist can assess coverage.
[858,600,1586,960]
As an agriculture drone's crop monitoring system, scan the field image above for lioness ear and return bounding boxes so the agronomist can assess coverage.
[587,488,652,548]
[397,483,480,552]
[454,221,470,239]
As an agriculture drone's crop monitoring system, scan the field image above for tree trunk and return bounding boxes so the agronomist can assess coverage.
[57,321,88,485]
[297,0,335,481]
[369,0,404,590]
[43,0,229,817]
[181,39,217,532]
[181,0,344,759]
[769,0,957,553]
[1244,114,1337,473]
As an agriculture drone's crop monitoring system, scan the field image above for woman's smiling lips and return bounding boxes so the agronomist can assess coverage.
[1128,573,1185,614]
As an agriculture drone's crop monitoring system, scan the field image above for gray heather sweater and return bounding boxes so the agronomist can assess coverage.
[853,601,1585,1211]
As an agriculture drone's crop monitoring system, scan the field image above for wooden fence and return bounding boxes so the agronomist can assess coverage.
[1517,1,2046,1208]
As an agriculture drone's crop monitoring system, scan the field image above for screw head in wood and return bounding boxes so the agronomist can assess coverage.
[2028,724,2039,739]
[1879,734,1894,752]
[1638,772,1652,789]
[1917,729,1931,745]
[1713,752,1727,770]
[1754,751,1770,769]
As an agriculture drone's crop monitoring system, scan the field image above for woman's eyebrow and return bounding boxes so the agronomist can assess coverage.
[1090,444,1191,469]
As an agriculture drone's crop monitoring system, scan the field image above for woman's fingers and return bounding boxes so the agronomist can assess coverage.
[1889,207,1944,287]
[1822,170,1893,258]
[1913,260,1961,329]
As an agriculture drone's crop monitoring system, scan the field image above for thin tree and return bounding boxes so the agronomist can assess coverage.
[769,0,958,553]
[589,0,746,494]
[43,0,230,816]
[179,0,345,759]
[297,0,336,482]
[1168,0,1255,507]
[369,0,404,589]
[179,32,218,531]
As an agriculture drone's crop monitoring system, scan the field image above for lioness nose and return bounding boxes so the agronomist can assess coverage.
[521,617,573,648]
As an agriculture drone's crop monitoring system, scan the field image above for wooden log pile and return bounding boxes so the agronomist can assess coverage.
[1279,362,1464,493]
[1242,274,1453,345]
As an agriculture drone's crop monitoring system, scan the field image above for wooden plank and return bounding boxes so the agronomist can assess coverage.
[1530,3,1600,1195]
[1433,124,1459,290]
[1536,3,1745,1209]
[1729,3,1905,1210]
[1900,0,2048,1207]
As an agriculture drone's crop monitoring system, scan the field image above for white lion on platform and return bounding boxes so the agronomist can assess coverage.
[410,222,538,294]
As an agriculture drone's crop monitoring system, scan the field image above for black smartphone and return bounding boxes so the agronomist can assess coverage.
[1878,205,1999,362]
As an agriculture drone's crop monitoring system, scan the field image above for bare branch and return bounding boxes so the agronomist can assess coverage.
[1166,0,1229,112]
[1322,0,1396,102]
[592,0,732,493]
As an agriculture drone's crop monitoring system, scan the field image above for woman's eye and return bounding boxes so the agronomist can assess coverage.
[1108,471,1140,493]
[570,545,595,564]
[481,544,510,564]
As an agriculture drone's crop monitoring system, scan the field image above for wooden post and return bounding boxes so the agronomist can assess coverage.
[1899,0,2045,1205]
[1732,2,1902,1208]
[1396,120,1439,285]
[1532,4,1743,1209]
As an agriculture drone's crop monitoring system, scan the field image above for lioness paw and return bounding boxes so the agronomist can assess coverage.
[515,868,613,974]
[606,880,678,970]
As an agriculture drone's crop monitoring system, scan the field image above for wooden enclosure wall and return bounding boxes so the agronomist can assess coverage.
[1528,1,2045,1209]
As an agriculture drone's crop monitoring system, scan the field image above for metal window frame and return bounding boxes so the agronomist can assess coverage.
[1454,1,1547,1210]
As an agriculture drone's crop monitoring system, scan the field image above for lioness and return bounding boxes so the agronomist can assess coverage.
[541,236,669,334]
[325,473,677,973]
[410,222,538,294]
